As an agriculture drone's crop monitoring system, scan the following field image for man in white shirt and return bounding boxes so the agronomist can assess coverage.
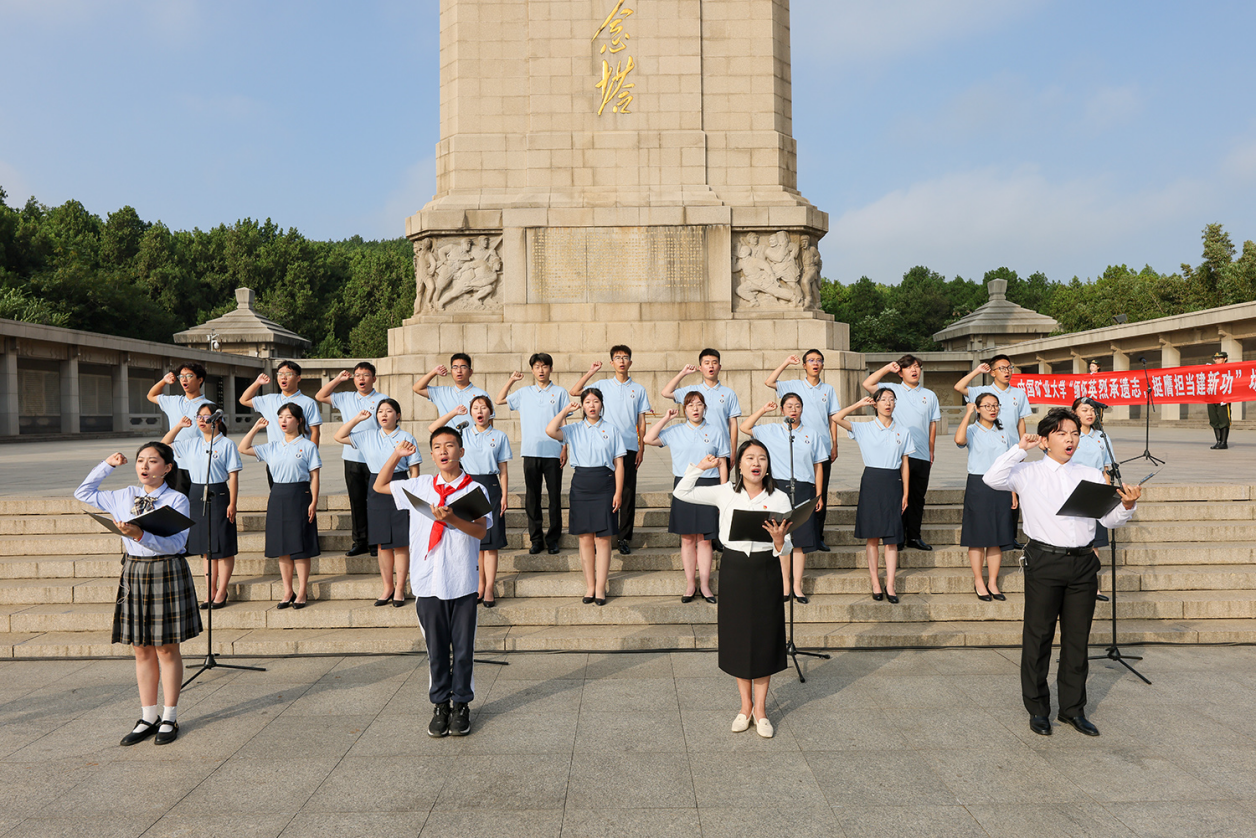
[984,407,1141,738]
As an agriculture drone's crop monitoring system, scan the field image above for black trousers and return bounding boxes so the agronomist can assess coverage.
[1021,543,1101,717]
[901,457,931,543]
[416,592,478,705]
[523,456,563,549]
[1207,403,1231,429]
[618,451,639,542]
[815,457,833,541]
[344,460,371,547]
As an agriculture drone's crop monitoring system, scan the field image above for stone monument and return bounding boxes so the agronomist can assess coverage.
[379,0,863,433]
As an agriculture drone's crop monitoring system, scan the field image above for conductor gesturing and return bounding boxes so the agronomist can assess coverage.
[983,407,1141,737]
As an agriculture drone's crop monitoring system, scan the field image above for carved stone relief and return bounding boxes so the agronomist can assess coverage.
[413,234,504,314]
[732,230,821,310]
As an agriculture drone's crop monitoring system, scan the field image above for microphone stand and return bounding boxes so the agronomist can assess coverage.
[454,421,508,667]
[1087,417,1150,684]
[184,417,265,687]
[1123,358,1165,468]
[784,417,829,682]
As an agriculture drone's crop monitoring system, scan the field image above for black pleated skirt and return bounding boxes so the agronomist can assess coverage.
[669,475,720,539]
[367,472,410,549]
[186,482,238,559]
[112,555,203,647]
[718,549,787,679]
[784,480,818,553]
[265,481,321,559]
[569,467,618,537]
[854,467,904,542]
[960,473,1017,548]
[470,473,507,550]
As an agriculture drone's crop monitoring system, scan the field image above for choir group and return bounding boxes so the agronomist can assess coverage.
[78,346,1142,743]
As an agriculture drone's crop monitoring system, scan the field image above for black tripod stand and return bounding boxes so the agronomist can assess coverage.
[1124,358,1165,468]
[184,417,265,687]
[1087,413,1150,684]
[784,417,829,683]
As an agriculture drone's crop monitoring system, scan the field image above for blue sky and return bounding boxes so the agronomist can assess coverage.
[2,0,1255,286]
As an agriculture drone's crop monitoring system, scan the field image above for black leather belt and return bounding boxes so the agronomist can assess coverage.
[1026,540,1092,557]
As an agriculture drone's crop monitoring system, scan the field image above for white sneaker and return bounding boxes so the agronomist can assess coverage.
[754,716,774,738]
[731,713,751,732]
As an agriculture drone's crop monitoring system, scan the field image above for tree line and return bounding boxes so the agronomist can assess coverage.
[3,187,1253,355]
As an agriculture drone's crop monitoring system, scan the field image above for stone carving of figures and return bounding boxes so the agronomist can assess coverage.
[436,234,504,311]
[733,231,798,307]
[432,238,475,309]
[413,238,438,315]
[765,231,802,303]
[799,235,822,310]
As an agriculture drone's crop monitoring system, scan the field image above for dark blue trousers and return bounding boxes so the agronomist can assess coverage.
[415,592,478,705]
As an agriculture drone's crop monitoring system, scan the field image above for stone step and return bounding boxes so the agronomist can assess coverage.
[4,617,1254,659]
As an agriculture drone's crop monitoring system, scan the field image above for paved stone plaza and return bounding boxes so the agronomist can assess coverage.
[2,647,1256,837]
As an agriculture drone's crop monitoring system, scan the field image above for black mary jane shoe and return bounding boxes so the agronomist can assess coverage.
[277,595,296,609]
[991,591,1007,602]
[885,592,899,604]
[374,591,395,607]
[120,718,159,746]
[975,587,993,602]
[582,596,595,605]
[153,720,179,745]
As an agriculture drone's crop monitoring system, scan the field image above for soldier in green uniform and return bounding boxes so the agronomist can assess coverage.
[1208,351,1231,450]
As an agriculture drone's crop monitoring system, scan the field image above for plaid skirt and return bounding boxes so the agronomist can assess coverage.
[112,555,203,647]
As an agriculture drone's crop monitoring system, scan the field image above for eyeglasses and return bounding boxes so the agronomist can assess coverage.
[612,355,631,362]
[992,366,1015,373]
[451,365,471,371]
[176,374,198,381]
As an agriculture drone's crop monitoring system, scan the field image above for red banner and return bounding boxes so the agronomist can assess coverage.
[1012,361,1256,406]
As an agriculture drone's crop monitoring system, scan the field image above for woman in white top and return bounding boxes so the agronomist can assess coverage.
[674,441,792,740]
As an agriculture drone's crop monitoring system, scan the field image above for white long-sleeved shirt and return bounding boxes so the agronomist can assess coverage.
[983,447,1135,548]
[674,463,793,556]
[74,461,191,557]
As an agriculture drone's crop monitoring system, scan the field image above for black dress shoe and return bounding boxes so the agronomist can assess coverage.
[548,545,561,555]
[703,595,717,604]
[153,720,179,745]
[681,591,696,603]
[905,538,933,551]
[211,596,228,610]
[529,544,544,555]
[393,597,408,608]
[120,718,159,746]
[618,540,632,555]
[975,587,993,602]
[582,596,595,604]
[886,592,899,604]
[872,592,884,601]
[369,547,378,557]
[794,594,809,605]
[293,599,308,610]
[991,591,1006,601]
[199,600,211,610]
[818,541,831,552]
[374,591,395,607]
[428,701,451,737]
[481,598,496,609]
[595,597,607,606]
[782,594,791,603]
[1058,713,1100,736]
[1030,715,1052,736]
[345,543,370,557]
[277,595,296,609]
[1096,593,1109,601]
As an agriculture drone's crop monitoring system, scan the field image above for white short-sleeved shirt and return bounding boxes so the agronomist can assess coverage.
[880,382,940,462]
[1074,428,1114,472]
[774,379,840,449]
[506,383,567,459]
[587,377,651,452]
[330,390,389,464]
[752,423,826,485]
[968,384,1033,434]
[391,473,491,599]
[254,437,323,483]
[672,382,741,447]
[958,421,1014,475]
[461,426,513,475]
[847,418,917,470]
[173,435,243,484]
[351,427,423,474]
[564,418,628,470]
[252,392,323,444]
[157,394,212,463]
[426,384,491,418]
[658,421,729,479]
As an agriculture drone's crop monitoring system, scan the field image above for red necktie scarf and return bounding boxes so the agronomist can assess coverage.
[427,474,474,552]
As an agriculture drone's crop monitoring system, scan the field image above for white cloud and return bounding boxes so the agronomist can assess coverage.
[825,165,1210,282]
[792,0,1046,66]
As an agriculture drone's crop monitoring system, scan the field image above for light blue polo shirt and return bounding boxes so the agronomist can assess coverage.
[254,436,323,483]
[958,421,1014,475]
[968,384,1032,434]
[506,382,566,459]
[658,421,729,479]
[563,418,628,470]
[173,435,243,484]
[672,382,741,447]
[252,392,323,444]
[588,377,651,452]
[847,418,917,470]
[157,394,212,462]
[1074,428,1114,471]
[774,379,840,450]
[426,383,491,418]
[752,423,826,485]
[461,426,513,475]
[350,427,423,474]
[881,382,941,463]
[330,389,389,464]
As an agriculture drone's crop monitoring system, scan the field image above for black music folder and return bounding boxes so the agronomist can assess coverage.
[728,497,816,544]
[86,506,194,538]
[1056,480,1122,520]
[403,486,492,522]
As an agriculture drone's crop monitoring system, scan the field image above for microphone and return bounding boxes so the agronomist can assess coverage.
[784,416,796,426]
[204,409,225,423]
[454,421,470,431]
[1086,398,1110,411]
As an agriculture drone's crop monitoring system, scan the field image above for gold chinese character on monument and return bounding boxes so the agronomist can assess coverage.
[593,0,635,114]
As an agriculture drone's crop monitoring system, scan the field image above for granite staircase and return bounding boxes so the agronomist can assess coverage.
[1,484,1254,657]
